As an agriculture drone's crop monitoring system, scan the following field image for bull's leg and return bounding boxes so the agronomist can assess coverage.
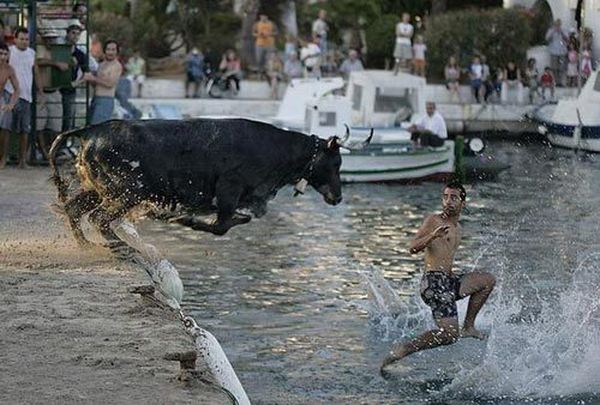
[88,203,137,260]
[173,180,250,236]
[52,190,101,247]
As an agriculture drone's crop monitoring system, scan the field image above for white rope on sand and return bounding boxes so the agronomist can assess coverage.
[111,219,251,405]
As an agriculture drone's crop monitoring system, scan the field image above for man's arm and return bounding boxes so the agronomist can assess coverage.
[6,66,20,108]
[37,58,69,71]
[409,215,448,254]
[33,63,45,95]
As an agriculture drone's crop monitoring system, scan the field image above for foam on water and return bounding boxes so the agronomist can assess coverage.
[447,252,600,399]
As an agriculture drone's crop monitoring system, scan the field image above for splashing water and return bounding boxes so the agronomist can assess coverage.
[447,252,600,400]
[361,266,433,342]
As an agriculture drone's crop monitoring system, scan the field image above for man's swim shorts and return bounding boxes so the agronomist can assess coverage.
[420,271,465,319]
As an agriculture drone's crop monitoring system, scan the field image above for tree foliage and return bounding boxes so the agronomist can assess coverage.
[91,0,241,58]
[425,8,532,79]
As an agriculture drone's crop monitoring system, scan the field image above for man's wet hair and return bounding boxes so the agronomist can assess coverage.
[445,180,466,201]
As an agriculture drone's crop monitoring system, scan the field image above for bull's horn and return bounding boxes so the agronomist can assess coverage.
[339,124,351,145]
[344,128,374,150]
[362,128,374,148]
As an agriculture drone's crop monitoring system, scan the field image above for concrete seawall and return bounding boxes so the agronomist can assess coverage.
[131,77,579,134]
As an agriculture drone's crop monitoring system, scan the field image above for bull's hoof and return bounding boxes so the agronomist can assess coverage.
[104,240,137,261]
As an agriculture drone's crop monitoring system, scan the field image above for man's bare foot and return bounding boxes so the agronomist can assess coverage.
[380,346,409,378]
[18,161,30,169]
[461,326,487,340]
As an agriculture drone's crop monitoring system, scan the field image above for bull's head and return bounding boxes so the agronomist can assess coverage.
[308,126,373,205]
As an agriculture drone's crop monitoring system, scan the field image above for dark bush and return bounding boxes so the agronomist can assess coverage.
[365,14,399,69]
[90,11,135,54]
[425,8,532,79]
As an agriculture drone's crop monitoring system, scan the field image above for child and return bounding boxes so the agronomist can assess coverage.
[566,44,578,87]
[540,66,555,100]
[412,35,427,77]
[580,48,593,85]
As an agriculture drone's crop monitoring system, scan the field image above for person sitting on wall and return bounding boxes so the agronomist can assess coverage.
[408,101,448,149]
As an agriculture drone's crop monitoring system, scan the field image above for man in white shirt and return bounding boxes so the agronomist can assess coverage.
[408,102,448,148]
[470,56,483,103]
[300,36,321,78]
[0,27,42,168]
[339,49,364,79]
[393,13,413,75]
[312,9,328,58]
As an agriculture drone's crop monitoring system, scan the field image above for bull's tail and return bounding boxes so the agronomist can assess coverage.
[48,127,89,204]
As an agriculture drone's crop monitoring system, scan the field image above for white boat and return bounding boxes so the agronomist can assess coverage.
[272,70,457,182]
[532,70,600,152]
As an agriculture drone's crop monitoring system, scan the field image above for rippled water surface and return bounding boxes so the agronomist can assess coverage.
[139,141,600,404]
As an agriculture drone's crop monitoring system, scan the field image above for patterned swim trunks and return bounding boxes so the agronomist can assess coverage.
[420,271,465,319]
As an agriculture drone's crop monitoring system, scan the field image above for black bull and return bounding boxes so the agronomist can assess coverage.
[49,118,363,251]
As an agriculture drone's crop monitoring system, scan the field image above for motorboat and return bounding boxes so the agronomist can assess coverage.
[530,70,600,152]
[273,70,506,182]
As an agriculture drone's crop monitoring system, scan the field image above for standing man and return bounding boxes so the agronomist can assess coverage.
[0,42,20,168]
[125,50,146,98]
[252,13,277,73]
[36,32,66,161]
[545,19,568,87]
[408,102,447,148]
[60,22,87,132]
[185,47,204,98]
[380,181,496,376]
[312,9,329,60]
[393,13,413,75]
[83,40,122,125]
[1,27,42,169]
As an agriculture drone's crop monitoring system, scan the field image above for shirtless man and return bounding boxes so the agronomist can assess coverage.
[380,181,496,375]
[0,42,20,168]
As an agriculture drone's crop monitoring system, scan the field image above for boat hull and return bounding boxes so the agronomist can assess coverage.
[545,123,600,152]
[340,142,455,183]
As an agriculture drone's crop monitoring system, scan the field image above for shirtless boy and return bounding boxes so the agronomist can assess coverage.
[381,181,496,375]
[0,42,20,168]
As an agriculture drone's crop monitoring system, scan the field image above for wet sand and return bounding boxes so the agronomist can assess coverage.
[0,167,230,404]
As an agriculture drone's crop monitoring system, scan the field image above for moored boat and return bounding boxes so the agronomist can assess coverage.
[530,70,600,152]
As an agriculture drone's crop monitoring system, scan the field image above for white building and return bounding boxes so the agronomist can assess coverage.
[505,0,600,61]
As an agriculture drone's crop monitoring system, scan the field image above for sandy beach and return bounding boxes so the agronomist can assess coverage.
[0,167,230,404]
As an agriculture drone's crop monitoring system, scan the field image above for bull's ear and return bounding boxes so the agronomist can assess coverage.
[327,136,340,150]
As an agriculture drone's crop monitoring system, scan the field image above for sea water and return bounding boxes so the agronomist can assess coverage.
[138,141,600,404]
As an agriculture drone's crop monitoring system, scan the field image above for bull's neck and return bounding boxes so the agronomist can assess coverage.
[289,134,320,184]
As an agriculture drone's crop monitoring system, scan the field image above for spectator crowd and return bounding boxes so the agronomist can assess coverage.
[0,4,596,168]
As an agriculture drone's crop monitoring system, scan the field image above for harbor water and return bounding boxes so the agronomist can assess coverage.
[139,140,600,404]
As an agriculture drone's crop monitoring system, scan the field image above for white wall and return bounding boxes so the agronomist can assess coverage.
[506,0,600,66]
[583,0,600,60]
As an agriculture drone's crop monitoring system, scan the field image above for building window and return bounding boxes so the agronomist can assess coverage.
[319,112,336,126]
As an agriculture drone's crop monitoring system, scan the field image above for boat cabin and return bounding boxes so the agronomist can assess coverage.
[345,70,426,128]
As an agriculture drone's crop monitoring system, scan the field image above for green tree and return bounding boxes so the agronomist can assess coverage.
[425,8,532,79]
[91,0,241,58]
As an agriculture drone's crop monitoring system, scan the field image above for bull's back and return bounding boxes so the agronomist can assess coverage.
[81,119,304,202]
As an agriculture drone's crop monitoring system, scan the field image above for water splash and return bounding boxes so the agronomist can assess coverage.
[361,266,432,342]
[447,252,600,399]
